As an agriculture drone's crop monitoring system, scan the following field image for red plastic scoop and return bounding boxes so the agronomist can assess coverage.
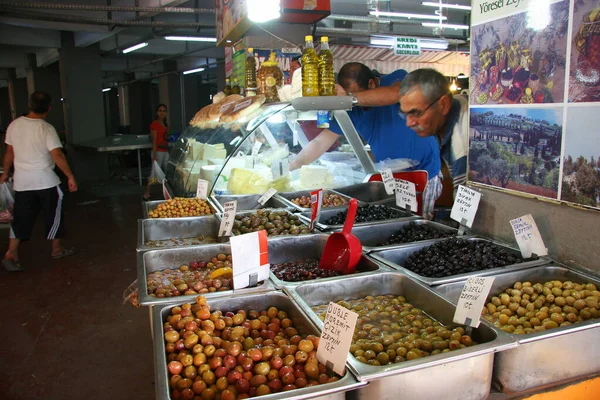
[319,198,362,274]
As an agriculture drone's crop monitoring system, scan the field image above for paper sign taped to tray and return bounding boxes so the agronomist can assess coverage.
[509,214,548,258]
[453,276,495,328]
[451,185,481,228]
[395,179,417,211]
[196,179,209,200]
[231,230,269,289]
[381,168,395,195]
[218,200,237,237]
[317,302,358,376]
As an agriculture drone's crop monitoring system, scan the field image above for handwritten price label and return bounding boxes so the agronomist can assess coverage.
[451,185,482,228]
[316,302,358,376]
[381,169,395,195]
[196,179,209,200]
[218,201,237,237]
[395,179,417,212]
[509,214,548,258]
[453,276,495,328]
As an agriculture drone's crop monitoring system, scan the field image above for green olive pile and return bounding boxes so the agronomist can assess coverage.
[482,280,600,334]
[232,210,309,236]
[163,296,339,399]
[313,294,476,366]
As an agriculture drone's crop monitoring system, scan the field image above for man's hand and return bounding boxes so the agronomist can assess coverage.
[68,177,78,192]
[0,173,9,184]
[335,84,347,96]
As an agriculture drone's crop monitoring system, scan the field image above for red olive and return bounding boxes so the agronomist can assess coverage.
[168,361,183,375]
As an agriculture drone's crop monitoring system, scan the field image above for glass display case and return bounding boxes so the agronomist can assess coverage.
[166,100,379,197]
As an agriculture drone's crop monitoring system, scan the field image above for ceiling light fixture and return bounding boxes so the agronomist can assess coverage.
[248,0,281,23]
[183,67,205,75]
[422,2,472,11]
[369,10,447,20]
[164,36,217,42]
[122,42,148,54]
[102,88,111,92]
[422,22,469,29]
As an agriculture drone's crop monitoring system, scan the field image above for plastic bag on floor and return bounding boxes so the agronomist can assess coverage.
[122,279,140,308]
[0,182,15,223]
[148,161,166,185]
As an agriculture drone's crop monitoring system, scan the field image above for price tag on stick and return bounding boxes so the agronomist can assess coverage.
[251,141,262,158]
[231,230,269,289]
[509,214,548,258]
[196,179,209,200]
[453,276,495,328]
[381,168,395,195]
[310,189,323,230]
[218,200,237,237]
[271,159,290,180]
[451,185,482,233]
[395,179,417,212]
[317,302,359,376]
[257,188,277,206]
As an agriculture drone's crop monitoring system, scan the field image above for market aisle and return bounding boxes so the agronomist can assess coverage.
[0,180,154,400]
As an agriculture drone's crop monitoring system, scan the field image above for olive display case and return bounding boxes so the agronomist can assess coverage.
[215,208,313,238]
[434,265,600,394]
[275,189,356,212]
[298,206,418,231]
[210,194,289,213]
[137,216,227,252]
[142,198,218,219]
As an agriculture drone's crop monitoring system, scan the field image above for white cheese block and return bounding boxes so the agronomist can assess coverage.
[300,165,334,188]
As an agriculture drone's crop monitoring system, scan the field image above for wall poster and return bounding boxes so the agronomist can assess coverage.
[468,0,600,211]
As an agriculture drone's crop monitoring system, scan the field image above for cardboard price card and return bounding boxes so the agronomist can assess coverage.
[381,168,395,195]
[395,179,417,212]
[257,188,277,206]
[231,230,269,289]
[316,302,358,376]
[509,214,548,259]
[453,276,495,328]
[196,179,209,200]
[218,200,237,237]
[310,189,323,231]
[450,185,482,228]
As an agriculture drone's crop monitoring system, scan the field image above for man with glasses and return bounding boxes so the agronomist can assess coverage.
[399,68,469,193]
[289,63,441,218]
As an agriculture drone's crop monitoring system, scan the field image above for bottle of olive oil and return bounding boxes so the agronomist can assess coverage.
[318,36,335,96]
[301,35,319,97]
[245,47,257,96]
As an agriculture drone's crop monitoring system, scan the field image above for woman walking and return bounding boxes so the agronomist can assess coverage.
[143,104,169,200]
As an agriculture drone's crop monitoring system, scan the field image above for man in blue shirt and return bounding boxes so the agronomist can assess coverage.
[289,63,442,218]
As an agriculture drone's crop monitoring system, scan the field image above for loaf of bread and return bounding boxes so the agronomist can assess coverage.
[220,95,266,125]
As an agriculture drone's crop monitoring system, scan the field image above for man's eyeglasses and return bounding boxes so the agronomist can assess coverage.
[399,94,446,120]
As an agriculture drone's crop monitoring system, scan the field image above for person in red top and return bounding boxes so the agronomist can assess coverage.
[143,104,169,200]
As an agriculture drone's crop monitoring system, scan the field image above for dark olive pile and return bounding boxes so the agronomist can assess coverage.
[232,210,309,236]
[271,259,344,282]
[324,204,406,225]
[404,239,534,278]
[379,222,454,246]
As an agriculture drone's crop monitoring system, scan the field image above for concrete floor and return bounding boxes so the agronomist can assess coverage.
[0,179,155,400]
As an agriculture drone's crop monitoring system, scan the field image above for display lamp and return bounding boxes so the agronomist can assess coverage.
[370,10,447,20]
[450,80,458,92]
[248,0,281,23]
[122,42,148,54]
[183,67,206,75]
[422,2,472,11]
[164,36,217,42]
[422,22,469,29]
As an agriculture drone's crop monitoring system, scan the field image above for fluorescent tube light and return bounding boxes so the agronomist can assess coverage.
[164,36,217,42]
[248,0,281,23]
[102,88,111,92]
[183,67,205,75]
[420,41,449,50]
[422,2,472,11]
[369,11,447,20]
[422,22,469,29]
[122,42,148,54]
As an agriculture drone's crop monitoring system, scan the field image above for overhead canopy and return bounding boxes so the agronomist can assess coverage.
[331,45,470,77]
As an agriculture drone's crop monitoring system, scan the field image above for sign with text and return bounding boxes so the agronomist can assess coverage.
[196,179,209,200]
[316,302,359,376]
[453,276,495,328]
[310,189,323,230]
[451,185,482,228]
[162,179,171,200]
[395,179,418,212]
[231,230,269,289]
[271,158,290,180]
[218,200,237,237]
[472,0,563,27]
[395,36,421,56]
[381,168,395,195]
[257,188,277,206]
[509,214,548,258]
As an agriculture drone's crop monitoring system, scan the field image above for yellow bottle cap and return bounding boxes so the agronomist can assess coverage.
[321,36,329,42]
[305,35,313,41]
[248,47,253,52]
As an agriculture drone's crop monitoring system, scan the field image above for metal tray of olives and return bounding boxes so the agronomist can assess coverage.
[332,181,394,204]
[267,234,393,289]
[275,189,356,212]
[434,264,600,394]
[368,238,549,286]
[331,219,460,253]
[215,208,314,237]
[152,291,366,400]
[137,216,228,252]
[210,194,290,213]
[142,198,218,219]
[298,206,418,232]
[137,244,273,307]
[285,272,516,399]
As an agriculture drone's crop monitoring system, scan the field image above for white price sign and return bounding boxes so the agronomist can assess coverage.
[309,189,323,231]
[257,188,277,206]
[316,302,358,376]
[231,230,269,289]
[395,179,417,212]
[251,141,262,158]
[218,201,237,237]
[381,168,395,195]
[196,179,209,200]
[509,214,548,258]
[271,159,290,180]
[453,276,495,328]
[451,185,482,229]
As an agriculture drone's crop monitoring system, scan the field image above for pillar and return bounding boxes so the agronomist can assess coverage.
[128,80,153,135]
[159,73,184,134]
[25,54,64,133]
